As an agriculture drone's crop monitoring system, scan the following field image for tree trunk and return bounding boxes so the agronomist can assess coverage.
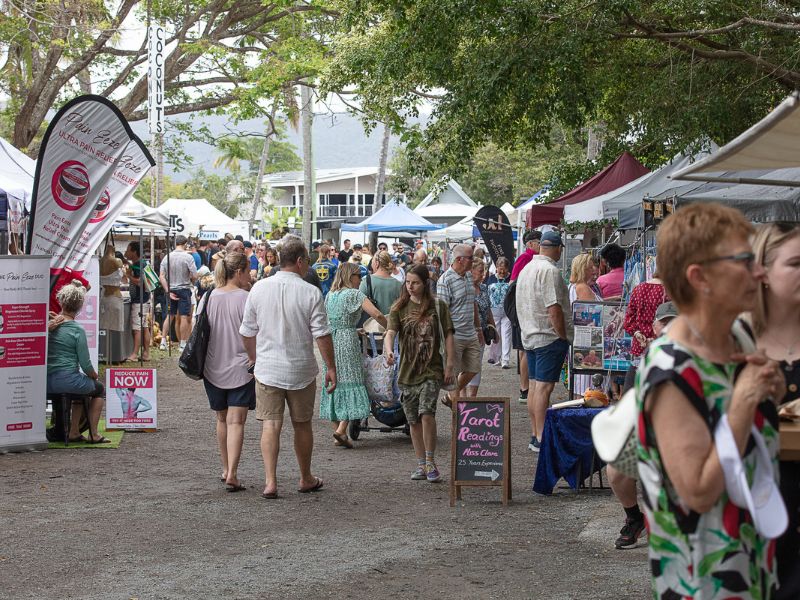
[369,123,391,253]
[300,84,314,245]
[250,106,278,237]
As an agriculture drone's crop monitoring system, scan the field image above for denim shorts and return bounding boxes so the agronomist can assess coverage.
[47,369,105,397]
[168,288,192,316]
[204,379,256,411]
[526,338,569,383]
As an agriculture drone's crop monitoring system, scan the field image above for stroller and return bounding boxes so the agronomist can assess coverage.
[348,332,409,440]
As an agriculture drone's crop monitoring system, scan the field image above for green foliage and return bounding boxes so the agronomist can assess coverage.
[324,0,797,181]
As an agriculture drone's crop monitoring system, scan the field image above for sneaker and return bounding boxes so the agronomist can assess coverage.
[411,466,427,480]
[426,465,442,483]
[159,340,167,351]
[179,341,187,351]
[519,389,529,404]
[615,517,645,549]
[528,436,540,453]
[502,364,511,369]
[487,358,496,365]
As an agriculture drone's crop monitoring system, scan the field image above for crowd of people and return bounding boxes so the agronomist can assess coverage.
[43,202,800,599]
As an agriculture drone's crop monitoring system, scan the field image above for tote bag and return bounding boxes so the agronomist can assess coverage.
[179,291,212,380]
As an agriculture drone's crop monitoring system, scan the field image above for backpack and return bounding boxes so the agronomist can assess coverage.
[503,280,519,327]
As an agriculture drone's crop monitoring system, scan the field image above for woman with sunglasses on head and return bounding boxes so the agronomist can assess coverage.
[635,203,785,599]
[752,222,800,599]
[319,262,386,448]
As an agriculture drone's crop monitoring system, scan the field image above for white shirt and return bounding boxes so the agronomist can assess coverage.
[239,271,331,390]
[516,255,574,350]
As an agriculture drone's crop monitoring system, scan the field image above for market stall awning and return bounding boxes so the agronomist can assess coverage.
[563,143,719,223]
[0,137,35,211]
[673,92,800,186]
[341,200,445,232]
[527,152,650,228]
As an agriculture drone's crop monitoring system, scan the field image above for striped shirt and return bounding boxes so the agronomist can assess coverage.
[436,267,476,341]
[239,271,331,390]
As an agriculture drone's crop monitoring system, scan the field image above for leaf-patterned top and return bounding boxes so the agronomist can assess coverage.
[635,331,779,600]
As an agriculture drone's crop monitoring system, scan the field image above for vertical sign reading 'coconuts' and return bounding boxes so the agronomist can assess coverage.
[26,95,152,288]
[450,397,512,506]
[0,255,50,453]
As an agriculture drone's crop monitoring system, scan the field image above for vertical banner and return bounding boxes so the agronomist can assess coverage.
[65,140,154,276]
[148,25,165,135]
[74,256,100,368]
[0,255,49,452]
[105,368,158,430]
[474,205,515,267]
[26,95,151,284]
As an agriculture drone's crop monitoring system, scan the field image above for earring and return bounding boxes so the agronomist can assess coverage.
[703,287,711,295]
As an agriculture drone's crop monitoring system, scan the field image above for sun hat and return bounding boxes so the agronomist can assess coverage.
[715,414,787,539]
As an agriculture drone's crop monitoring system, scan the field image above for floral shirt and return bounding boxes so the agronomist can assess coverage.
[635,335,779,600]
[474,283,491,328]
[623,281,668,356]
[487,275,511,309]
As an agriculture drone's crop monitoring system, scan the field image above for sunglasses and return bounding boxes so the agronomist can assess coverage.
[699,251,756,269]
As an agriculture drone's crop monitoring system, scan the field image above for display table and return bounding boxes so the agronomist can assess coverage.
[533,407,604,495]
[780,421,800,461]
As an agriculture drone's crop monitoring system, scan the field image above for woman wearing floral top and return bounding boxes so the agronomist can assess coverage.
[487,257,512,368]
[636,203,785,599]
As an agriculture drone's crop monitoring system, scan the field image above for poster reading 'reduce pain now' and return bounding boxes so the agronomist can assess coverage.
[0,255,50,452]
[105,368,157,431]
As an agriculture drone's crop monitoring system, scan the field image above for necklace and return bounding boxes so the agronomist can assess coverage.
[683,318,734,361]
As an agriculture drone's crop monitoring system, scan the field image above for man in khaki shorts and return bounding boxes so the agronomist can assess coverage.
[437,243,484,405]
[240,235,337,499]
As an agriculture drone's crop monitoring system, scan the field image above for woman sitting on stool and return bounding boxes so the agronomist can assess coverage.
[48,281,109,443]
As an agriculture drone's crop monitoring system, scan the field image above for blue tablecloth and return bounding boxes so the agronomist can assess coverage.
[533,407,604,495]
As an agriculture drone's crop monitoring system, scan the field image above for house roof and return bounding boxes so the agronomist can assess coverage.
[416,178,477,210]
[264,167,382,188]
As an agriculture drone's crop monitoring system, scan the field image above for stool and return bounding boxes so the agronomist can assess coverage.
[46,393,91,446]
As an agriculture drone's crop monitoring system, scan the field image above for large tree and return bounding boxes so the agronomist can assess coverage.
[0,0,331,152]
[324,0,798,179]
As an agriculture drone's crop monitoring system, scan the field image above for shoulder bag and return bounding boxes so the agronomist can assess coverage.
[179,291,212,380]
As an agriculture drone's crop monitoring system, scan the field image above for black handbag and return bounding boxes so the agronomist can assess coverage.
[179,291,212,380]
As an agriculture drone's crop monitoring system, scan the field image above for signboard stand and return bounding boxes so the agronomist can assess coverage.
[569,300,631,398]
[450,397,511,506]
[105,368,158,432]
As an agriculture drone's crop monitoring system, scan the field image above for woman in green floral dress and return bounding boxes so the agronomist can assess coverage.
[320,262,387,448]
[635,203,786,600]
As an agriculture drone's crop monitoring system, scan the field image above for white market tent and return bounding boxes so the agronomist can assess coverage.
[159,198,248,239]
[0,137,35,224]
[674,92,800,186]
[563,143,719,223]
[425,215,475,242]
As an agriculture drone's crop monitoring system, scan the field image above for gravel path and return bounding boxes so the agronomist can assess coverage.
[0,352,649,599]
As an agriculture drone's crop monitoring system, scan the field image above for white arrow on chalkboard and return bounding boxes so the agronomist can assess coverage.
[475,470,500,481]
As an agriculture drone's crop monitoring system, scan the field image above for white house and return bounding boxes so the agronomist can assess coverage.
[413,179,479,226]
[260,167,402,240]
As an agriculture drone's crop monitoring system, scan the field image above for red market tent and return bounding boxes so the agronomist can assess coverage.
[527,152,650,228]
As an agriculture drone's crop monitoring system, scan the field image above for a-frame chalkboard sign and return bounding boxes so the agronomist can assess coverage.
[450,397,511,506]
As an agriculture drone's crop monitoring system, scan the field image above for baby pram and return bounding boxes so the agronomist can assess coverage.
[349,332,409,440]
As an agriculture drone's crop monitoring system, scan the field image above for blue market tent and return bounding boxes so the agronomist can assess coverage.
[340,200,445,232]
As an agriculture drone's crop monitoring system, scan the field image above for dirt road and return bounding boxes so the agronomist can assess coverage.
[0,353,649,599]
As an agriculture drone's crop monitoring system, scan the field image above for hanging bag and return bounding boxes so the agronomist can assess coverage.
[362,332,398,404]
[179,291,212,380]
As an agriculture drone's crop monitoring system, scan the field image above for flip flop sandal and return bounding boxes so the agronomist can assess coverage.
[298,477,324,494]
[333,432,352,448]
[261,491,278,500]
[68,435,88,443]
[226,483,247,493]
[88,435,112,444]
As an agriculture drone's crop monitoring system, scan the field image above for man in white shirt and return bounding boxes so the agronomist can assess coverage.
[240,236,336,498]
[516,231,573,452]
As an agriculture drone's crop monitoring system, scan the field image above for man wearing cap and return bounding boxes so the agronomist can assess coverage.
[510,230,542,281]
[309,241,321,265]
[516,230,573,452]
[158,234,198,351]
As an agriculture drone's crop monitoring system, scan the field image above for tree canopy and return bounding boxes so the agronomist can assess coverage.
[0,0,332,153]
[324,0,798,181]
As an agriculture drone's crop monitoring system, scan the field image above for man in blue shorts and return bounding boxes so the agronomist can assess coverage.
[159,234,197,351]
[515,231,573,452]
